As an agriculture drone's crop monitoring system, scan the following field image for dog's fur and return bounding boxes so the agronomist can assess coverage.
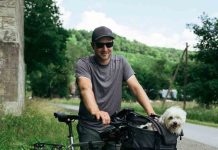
[159,106,186,135]
[138,122,156,131]
[139,106,186,135]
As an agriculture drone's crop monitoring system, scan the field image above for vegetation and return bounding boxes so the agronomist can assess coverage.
[24,0,70,98]
[0,100,78,149]
[185,13,218,107]
[23,0,217,107]
[0,99,217,149]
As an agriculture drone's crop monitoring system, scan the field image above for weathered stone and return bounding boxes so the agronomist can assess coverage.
[2,101,23,115]
[0,48,3,58]
[0,0,24,115]
[5,82,17,101]
[0,87,5,95]
[2,69,10,81]
[0,30,17,42]
[8,0,16,7]
[10,69,18,83]
[0,96,4,102]
[3,17,16,30]
[0,17,2,28]
[0,30,4,41]
[0,58,5,68]
[9,49,18,69]
[3,30,17,42]
[0,0,16,7]
[0,7,15,17]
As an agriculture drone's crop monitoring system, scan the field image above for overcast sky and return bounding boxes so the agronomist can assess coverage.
[55,0,218,50]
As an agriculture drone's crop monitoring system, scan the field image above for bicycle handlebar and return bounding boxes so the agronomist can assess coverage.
[54,108,158,126]
[34,109,160,149]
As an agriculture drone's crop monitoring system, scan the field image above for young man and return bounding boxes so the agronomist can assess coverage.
[75,26,155,150]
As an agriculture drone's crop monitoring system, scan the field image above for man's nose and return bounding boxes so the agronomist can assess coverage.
[102,44,108,49]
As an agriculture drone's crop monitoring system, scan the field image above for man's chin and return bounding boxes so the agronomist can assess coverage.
[100,55,110,60]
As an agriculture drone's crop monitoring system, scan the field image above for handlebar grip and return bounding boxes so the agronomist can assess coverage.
[149,113,160,118]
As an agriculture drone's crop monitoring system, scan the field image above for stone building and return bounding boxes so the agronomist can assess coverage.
[0,0,25,115]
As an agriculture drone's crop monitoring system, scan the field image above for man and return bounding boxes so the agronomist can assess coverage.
[75,26,155,150]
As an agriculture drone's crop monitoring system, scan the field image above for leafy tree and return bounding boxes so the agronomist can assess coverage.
[187,14,218,107]
[129,57,171,100]
[24,0,70,97]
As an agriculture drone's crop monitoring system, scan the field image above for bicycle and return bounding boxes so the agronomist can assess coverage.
[32,109,126,150]
[32,109,182,150]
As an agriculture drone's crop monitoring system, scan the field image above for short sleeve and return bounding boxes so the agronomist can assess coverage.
[75,59,91,79]
[122,57,135,81]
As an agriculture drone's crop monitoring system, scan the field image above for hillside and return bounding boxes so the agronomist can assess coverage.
[68,29,191,63]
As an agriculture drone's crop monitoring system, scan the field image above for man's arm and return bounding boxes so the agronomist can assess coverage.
[126,75,155,115]
[77,76,110,124]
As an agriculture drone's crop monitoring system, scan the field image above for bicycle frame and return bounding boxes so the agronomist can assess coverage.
[33,109,175,150]
[66,120,74,150]
[54,112,78,150]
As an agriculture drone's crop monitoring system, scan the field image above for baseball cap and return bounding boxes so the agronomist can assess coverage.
[92,26,115,42]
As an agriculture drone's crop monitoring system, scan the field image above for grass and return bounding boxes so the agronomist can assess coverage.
[0,99,79,150]
[122,100,218,128]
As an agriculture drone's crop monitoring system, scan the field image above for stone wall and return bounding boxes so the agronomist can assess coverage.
[0,0,24,115]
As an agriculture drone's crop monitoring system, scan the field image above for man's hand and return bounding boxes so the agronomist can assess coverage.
[95,111,111,125]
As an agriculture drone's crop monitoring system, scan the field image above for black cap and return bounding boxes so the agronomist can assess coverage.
[92,26,114,42]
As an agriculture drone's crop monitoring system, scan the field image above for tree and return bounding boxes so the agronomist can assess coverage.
[24,0,70,97]
[187,13,218,107]
[132,58,170,100]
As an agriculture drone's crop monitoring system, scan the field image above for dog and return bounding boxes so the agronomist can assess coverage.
[159,106,186,135]
[138,122,156,131]
[139,106,186,135]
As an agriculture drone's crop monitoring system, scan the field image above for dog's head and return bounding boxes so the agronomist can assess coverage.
[159,106,186,135]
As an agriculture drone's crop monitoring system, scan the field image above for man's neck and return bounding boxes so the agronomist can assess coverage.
[94,56,111,65]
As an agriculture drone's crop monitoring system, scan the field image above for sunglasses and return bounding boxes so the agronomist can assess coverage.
[94,41,114,48]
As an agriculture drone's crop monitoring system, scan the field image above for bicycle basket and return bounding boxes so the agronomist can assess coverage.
[121,112,180,150]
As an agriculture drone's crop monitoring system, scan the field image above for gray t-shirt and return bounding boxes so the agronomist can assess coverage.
[75,55,134,131]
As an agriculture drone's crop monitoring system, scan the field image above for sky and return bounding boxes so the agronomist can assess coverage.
[55,0,218,50]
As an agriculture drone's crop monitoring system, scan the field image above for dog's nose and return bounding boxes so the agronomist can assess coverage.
[173,122,177,126]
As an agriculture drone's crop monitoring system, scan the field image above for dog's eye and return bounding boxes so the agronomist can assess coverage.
[168,116,173,120]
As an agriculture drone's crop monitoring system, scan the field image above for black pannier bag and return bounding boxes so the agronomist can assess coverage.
[100,109,183,150]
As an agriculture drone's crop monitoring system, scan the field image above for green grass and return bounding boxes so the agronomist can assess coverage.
[52,97,80,105]
[0,100,79,149]
[187,119,218,128]
[122,100,218,127]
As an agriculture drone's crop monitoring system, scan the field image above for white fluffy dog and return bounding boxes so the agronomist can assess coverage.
[159,106,186,135]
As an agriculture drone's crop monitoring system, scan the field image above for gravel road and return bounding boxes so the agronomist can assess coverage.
[53,103,218,150]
